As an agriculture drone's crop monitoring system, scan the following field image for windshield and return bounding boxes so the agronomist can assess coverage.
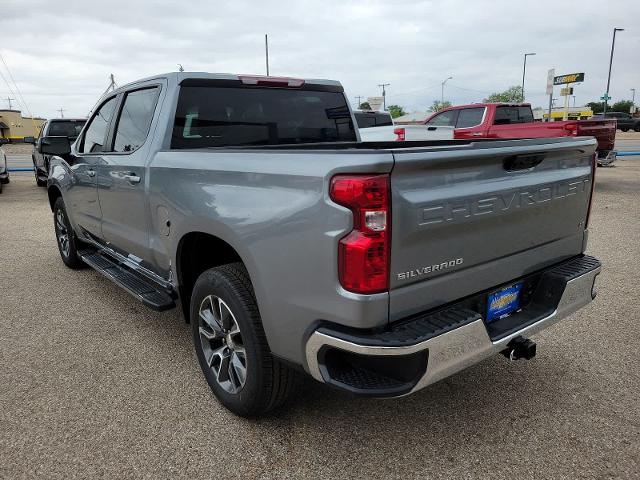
[48,120,86,138]
[171,86,356,148]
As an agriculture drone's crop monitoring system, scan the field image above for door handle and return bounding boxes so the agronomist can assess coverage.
[123,173,141,184]
[87,169,96,177]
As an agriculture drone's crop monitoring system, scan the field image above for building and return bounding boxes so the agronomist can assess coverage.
[532,107,594,122]
[0,110,45,140]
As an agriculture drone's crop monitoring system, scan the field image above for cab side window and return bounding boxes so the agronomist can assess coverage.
[113,87,159,153]
[456,108,485,128]
[426,110,457,127]
[80,97,117,153]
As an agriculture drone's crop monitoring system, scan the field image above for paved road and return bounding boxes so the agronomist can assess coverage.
[1,161,639,479]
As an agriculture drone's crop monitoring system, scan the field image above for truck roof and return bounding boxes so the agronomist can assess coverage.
[443,102,532,109]
[111,72,343,94]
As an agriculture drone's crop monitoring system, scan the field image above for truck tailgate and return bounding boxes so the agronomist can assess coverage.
[577,119,616,152]
[388,137,596,321]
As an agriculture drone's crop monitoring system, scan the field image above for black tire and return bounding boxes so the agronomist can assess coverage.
[191,263,297,417]
[0,175,8,185]
[36,176,47,187]
[621,128,629,132]
[635,126,640,133]
[53,197,86,269]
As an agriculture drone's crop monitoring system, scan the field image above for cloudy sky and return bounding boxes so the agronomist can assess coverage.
[0,0,638,118]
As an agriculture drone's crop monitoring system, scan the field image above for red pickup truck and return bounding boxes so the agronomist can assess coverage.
[425,103,617,165]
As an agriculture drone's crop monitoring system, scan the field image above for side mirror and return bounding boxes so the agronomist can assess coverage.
[23,136,36,144]
[40,136,71,156]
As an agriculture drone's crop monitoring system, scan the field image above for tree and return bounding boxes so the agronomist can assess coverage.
[358,101,371,110]
[612,100,633,113]
[483,86,523,103]
[428,100,452,112]
[586,101,605,113]
[387,105,406,118]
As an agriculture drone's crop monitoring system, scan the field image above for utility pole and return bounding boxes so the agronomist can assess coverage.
[521,53,536,102]
[57,108,65,118]
[265,34,270,76]
[441,76,452,106]
[378,83,390,110]
[355,96,363,107]
[178,64,184,72]
[603,27,624,116]
[5,97,15,109]
[631,88,636,107]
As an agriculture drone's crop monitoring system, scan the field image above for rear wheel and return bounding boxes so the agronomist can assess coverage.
[620,128,629,132]
[53,197,86,269]
[191,263,297,417]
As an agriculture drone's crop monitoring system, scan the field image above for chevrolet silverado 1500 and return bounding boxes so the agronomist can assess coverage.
[43,73,601,416]
[425,103,617,165]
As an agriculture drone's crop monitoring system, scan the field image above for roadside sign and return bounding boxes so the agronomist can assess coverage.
[600,94,611,101]
[560,87,574,96]
[553,72,585,85]
[546,69,555,95]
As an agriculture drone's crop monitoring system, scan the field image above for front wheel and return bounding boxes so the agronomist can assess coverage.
[53,197,86,269]
[191,263,297,417]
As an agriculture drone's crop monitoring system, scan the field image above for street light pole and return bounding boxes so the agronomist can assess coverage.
[603,27,624,116]
[441,76,452,106]
[378,83,390,110]
[521,53,536,102]
[631,88,636,106]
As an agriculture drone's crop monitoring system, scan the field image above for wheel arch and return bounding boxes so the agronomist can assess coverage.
[47,184,62,212]
[176,231,250,323]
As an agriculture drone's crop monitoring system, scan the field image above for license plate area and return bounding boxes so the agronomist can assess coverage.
[486,282,523,322]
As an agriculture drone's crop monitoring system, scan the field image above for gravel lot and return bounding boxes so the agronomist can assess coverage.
[1,159,639,479]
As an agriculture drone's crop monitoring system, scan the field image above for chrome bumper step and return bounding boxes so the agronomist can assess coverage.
[305,255,602,397]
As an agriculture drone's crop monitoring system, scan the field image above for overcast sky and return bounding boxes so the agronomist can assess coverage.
[0,0,638,118]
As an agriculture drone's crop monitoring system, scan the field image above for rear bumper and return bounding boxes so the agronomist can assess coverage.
[305,255,601,397]
[597,150,617,166]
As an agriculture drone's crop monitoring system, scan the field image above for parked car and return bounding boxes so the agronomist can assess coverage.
[591,112,640,132]
[0,138,9,193]
[24,118,86,186]
[425,103,618,165]
[354,109,453,141]
[44,72,601,416]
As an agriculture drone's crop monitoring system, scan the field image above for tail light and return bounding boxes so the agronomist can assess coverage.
[586,153,597,228]
[394,127,406,141]
[330,174,390,294]
[564,122,579,136]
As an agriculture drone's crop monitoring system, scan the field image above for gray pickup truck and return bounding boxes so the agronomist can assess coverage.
[43,72,601,416]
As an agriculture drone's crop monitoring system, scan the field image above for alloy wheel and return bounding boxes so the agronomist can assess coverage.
[198,295,247,394]
[55,209,70,258]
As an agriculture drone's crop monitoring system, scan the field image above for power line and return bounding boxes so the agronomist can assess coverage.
[0,68,21,110]
[0,52,34,119]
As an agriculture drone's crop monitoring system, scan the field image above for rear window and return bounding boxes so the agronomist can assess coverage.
[354,112,393,128]
[48,120,86,137]
[171,86,356,148]
[493,107,534,125]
